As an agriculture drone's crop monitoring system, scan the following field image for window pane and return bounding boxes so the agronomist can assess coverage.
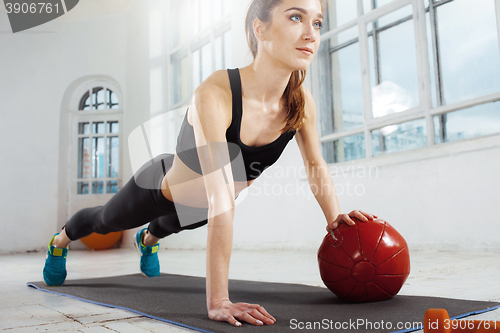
[93,122,105,134]
[215,36,223,71]
[224,30,232,68]
[192,0,199,36]
[171,51,189,104]
[107,89,119,109]
[436,0,500,105]
[78,137,90,178]
[92,181,104,194]
[107,136,119,178]
[223,0,230,15]
[172,1,190,48]
[92,137,105,178]
[321,37,364,133]
[97,88,105,110]
[327,0,358,29]
[78,122,90,135]
[434,101,500,144]
[375,0,396,8]
[181,56,189,101]
[214,0,222,22]
[332,25,358,47]
[372,118,427,155]
[363,0,372,14]
[363,0,397,13]
[193,49,200,89]
[370,12,419,118]
[200,0,210,30]
[201,42,212,82]
[92,87,105,110]
[107,121,119,134]
[322,133,366,164]
[107,181,119,194]
[77,182,89,195]
[377,4,412,27]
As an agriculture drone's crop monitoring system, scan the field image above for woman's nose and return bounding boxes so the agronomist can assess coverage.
[303,24,317,42]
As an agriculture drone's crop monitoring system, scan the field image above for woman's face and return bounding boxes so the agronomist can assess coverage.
[257,0,323,71]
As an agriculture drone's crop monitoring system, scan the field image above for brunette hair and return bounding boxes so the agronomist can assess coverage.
[245,0,326,134]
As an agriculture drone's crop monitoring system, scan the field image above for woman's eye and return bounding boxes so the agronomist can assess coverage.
[290,15,301,23]
[314,21,323,29]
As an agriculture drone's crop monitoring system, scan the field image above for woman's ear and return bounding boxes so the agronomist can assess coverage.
[253,18,267,41]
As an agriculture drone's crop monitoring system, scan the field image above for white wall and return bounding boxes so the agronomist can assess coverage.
[0,0,148,253]
[1,0,499,254]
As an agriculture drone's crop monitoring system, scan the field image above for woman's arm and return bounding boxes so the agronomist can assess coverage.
[295,87,377,230]
[190,73,275,327]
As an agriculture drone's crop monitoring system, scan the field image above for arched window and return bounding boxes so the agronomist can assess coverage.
[73,84,122,196]
[78,87,120,111]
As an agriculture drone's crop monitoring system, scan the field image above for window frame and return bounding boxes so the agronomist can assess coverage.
[167,0,232,111]
[70,81,124,197]
[312,0,500,162]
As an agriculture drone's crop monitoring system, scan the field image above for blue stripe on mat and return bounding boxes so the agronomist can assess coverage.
[27,283,215,333]
[390,303,500,333]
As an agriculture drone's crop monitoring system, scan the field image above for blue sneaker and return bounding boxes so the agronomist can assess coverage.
[43,233,68,287]
[134,228,160,277]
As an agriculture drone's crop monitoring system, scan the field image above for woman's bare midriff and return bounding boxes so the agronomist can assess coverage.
[160,154,254,208]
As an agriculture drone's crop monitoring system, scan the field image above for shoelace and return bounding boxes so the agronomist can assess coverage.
[141,252,158,267]
[49,256,66,272]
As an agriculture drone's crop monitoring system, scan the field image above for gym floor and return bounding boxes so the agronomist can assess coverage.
[1,246,499,332]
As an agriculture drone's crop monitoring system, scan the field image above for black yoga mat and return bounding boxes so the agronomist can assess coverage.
[28,273,500,333]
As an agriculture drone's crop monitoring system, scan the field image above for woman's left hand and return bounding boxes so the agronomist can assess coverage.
[326,210,378,232]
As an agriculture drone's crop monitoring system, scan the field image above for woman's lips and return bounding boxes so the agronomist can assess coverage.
[297,48,313,56]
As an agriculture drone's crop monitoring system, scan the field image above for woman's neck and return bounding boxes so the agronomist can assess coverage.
[239,58,293,107]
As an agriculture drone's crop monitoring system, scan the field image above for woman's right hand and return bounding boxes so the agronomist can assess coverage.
[208,300,276,327]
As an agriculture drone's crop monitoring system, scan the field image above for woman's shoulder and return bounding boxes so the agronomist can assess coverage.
[190,69,234,129]
[193,70,233,104]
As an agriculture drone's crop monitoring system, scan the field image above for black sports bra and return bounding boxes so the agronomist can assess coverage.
[175,68,296,181]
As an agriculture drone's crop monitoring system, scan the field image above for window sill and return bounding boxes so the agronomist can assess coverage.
[300,132,500,180]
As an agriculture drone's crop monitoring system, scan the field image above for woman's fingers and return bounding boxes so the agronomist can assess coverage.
[240,312,265,326]
[328,211,379,232]
[210,303,275,327]
[251,307,276,324]
[359,210,377,219]
[348,210,374,222]
[229,315,242,327]
[340,213,356,225]
[211,312,242,327]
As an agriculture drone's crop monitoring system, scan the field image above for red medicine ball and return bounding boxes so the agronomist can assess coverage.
[317,218,410,302]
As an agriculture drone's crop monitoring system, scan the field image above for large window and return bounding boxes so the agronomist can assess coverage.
[315,0,500,163]
[76,87,121,195]
[169,0,232,109]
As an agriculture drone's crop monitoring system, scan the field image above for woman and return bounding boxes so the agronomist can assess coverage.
[43,0,377,327]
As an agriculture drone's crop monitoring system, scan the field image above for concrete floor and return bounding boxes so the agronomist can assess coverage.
[1,246,499,332]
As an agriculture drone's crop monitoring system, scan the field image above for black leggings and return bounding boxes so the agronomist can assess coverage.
[64,154,209,241]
